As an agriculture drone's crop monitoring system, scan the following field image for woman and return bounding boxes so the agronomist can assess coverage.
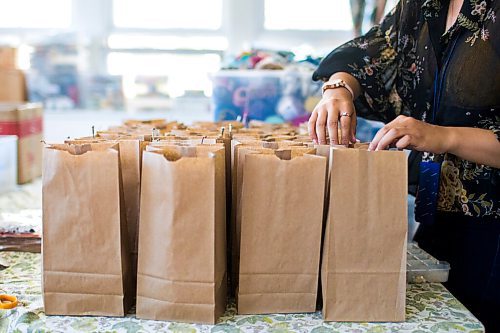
[309,0,500,330]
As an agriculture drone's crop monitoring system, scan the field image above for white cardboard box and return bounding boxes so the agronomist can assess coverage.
[0,135,18,194]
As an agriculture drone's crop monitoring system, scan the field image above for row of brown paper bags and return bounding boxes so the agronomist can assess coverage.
[42,139,407,324]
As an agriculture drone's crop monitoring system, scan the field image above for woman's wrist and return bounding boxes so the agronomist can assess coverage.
[322,79,354,100]
[441,126,460,155]
[322,86,353,100]
[328,72,362,99]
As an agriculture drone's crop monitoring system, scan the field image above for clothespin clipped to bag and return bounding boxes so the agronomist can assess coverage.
[217,127,225,143]
[151,128,161,142]
[228,123,233,140]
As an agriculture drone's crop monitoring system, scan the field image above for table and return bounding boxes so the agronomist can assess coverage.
[0,251,484,333]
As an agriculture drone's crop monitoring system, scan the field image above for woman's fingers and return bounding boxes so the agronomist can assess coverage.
[308,111,319,144]
[339,103,355,145]
[368,126,390,151]
[375,127,405,150]
[350,113,357,143]
[316,109,328,144]
[327,106,339,145]
[368,116,408,150]
[379,128,398,150]
[395,134,412,150]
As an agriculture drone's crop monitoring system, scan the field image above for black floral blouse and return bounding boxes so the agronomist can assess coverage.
[313,0,499,220]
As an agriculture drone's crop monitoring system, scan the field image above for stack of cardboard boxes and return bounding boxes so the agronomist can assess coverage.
[0,47,26,102]
[0,47,43,184]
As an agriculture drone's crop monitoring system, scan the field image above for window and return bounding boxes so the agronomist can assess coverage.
[113,0,223,30]
[110,0,225,98]
[264,0,352,31]
[107,52,221,97]
[108,34,228,51]
[0,0,72,29]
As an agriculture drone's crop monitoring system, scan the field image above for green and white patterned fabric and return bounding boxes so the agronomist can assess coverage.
[0,251,484,333]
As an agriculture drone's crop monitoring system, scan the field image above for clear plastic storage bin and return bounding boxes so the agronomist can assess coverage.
[0,135,18,194]
[407,242,451,283]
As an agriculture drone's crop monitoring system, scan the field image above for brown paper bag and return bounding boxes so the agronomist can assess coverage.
[229,141,314,295]
[230,143,274,295]
[67,138,142,293]
[321,147,407,322]
[237,149,327,314]
[136,145,227,324]
[42,143,132,316]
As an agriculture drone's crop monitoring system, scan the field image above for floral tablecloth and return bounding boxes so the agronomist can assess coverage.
[0,252,484,333]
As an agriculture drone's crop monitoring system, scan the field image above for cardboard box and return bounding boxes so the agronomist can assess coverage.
[0,69,27,102]
[0,47,17,70]
[0,135,17,193]
[0,103,43,184]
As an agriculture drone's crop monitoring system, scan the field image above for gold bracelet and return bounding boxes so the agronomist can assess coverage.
[322,79,354,99]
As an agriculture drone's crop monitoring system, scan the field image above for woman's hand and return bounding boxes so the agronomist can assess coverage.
[369,115,500,168]
[368,115,452,153]
[308,87,357,145]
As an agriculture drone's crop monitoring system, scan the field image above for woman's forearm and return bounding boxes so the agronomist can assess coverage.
[445,127,500,168]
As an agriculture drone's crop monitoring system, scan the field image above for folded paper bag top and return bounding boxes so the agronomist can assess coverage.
[47,142,119,154]
[42,142,133,317]
[144,144,224,159]
[147,137,220,146]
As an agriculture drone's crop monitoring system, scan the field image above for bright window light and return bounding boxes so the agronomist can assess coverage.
[0,0,72,28]
[108,34,228,51]
[107,52,221,97]
[265,0,353,31]
[113,0,223,30]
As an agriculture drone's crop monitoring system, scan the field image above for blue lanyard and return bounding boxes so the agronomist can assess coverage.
[416,34,460,224]
[431,35,460,124]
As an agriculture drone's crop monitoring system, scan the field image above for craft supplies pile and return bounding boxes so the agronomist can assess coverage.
[212,49,323,124]
[40,118,407,324]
